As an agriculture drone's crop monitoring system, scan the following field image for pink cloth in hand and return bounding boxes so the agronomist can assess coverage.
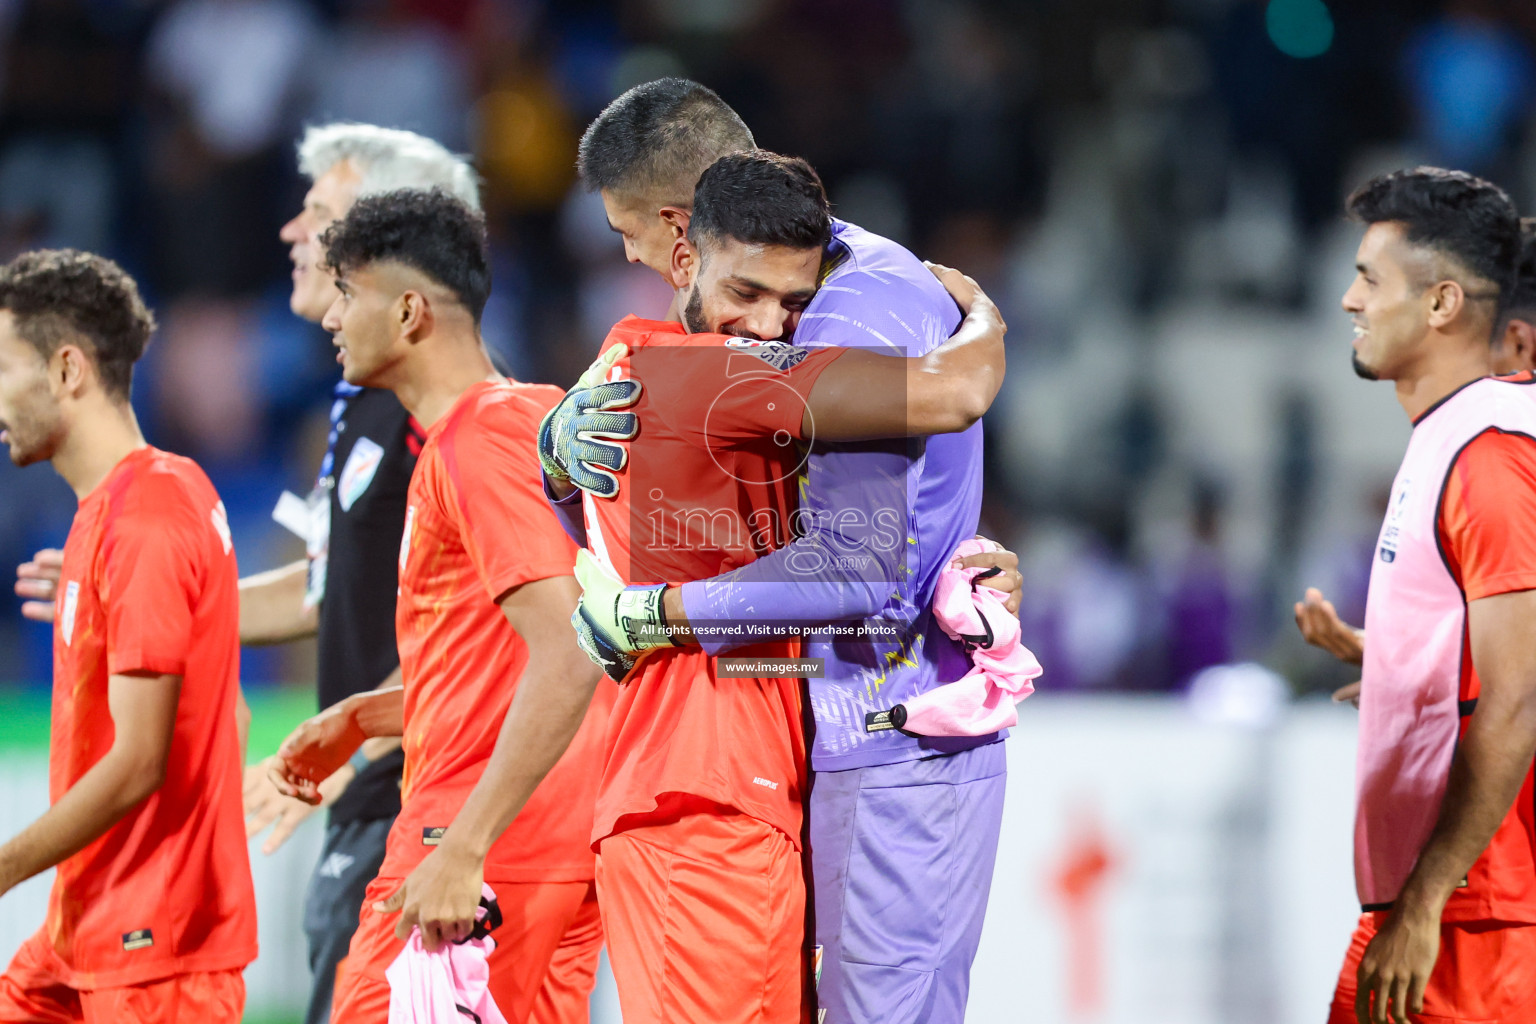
[385,883,508,1024]
[897,538,1041,737]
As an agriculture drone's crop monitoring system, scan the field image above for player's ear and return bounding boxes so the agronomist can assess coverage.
[1511,319,1536,372]
[51,344,90,397]
[658,206,690,239]
[670,236,699,291]
[398,291,432,343]
[1426,280,1462,329]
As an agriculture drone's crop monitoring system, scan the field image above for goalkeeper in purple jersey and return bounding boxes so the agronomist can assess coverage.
[545,79,1023,1024]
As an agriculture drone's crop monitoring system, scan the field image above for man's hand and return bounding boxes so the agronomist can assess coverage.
[1294,587,1365,665]
[957,536,1023,616]
[1355,908,1440,1024]
[373,841,484,951]
[245,756,351,854]
[572,549,672,681]
[538,344,641,500]
[926,262,1005,333]
[15,548,63,623]
[270,702,367,805]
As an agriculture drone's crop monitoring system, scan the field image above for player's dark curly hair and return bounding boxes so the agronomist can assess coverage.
[688,151,831,256]
[0,249,155,402]
[577,77,754,205]
[1347,167,1520,317]
[322,188,491,322]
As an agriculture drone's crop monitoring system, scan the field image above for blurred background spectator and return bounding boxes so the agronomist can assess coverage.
[3,0,1530,702]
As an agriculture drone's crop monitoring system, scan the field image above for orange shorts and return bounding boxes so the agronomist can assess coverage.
[0,930,243,1024]
[531,882,603,1024]
[1329,911,1536,1023]
[331,875,600,1024]
[595,798,807,1024]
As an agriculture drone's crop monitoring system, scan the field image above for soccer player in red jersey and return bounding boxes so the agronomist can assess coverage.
[1297,216,1536,706]
[571,154,839,1024]
[266,188,610,1024]
[1306,169,1536,1024]
[0,250,255,1023]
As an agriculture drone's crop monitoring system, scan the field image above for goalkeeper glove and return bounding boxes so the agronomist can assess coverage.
[572,549,675,682]
[538,344,642,499]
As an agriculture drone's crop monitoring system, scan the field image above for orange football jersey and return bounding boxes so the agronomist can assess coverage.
[583,317,845,848]
[388,380,613,883]
[49,446,255,988]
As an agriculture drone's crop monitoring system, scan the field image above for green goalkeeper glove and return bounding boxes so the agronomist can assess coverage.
[571,549,675,681]
[538,344,642,499]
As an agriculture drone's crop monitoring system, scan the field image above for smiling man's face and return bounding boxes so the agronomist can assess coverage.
[280,161,363,323]
[673,236,822,341]
[1341,221,1441,381]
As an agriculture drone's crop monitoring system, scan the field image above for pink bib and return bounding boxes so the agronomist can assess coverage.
[1356,376,1536,907]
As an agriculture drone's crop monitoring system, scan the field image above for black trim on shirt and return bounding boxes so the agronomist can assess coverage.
[1412,375,1489,427]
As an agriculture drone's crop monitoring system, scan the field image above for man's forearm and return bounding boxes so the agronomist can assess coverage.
[1397,699,1536,915]
[906,301,1005,433]
[801,308,1004,441]
[0,746,160,893]
[356,667,405,759]
[346,685,406,739]
[239,561,317,645]
[439,656,602,860]
[676,444,909,653]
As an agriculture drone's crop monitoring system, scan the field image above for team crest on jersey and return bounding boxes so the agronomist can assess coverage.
[1379,477,1411,563]
[724,338,811,372]
[422,826,446,846]
[60,581,80,647]
[121,928,153,951]
[338,437,385,512]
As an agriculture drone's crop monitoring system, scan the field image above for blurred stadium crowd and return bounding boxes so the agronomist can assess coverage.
[3,0,1536,696]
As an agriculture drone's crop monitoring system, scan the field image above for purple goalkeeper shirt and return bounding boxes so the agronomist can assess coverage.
[680,219,993,771]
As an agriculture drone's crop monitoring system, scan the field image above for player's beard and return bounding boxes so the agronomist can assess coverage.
[681,284,759,338]
[0,388,63,468]
[1351,351,1379,380]
[681,284,707,334]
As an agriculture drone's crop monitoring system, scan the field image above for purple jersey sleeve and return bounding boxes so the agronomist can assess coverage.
[681,440,911,654]
[541,471,587,547]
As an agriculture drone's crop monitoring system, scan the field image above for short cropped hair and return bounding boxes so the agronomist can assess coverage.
[1346,167,1520,315]
[0,249,155,401]
[322,189,491,322]
[576,78,754,206]
[1501,218,1536,330]
[297,123,482,211]
[689,151,832,254]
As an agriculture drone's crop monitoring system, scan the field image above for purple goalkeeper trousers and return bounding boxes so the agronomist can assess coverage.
[808,740,1007,1024]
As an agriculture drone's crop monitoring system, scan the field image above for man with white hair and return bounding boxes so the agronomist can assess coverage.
[14,124,602,1024]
